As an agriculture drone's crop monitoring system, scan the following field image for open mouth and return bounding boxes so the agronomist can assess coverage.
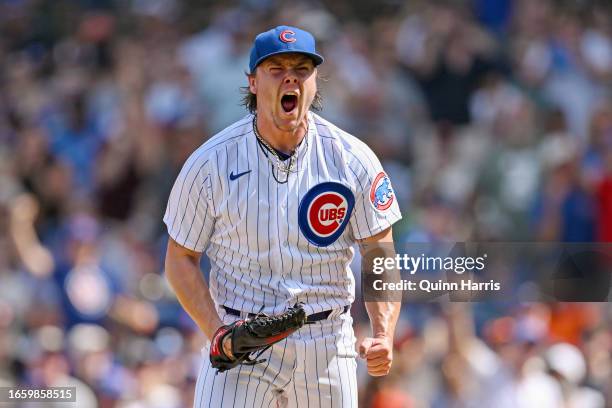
[281,94,298,113]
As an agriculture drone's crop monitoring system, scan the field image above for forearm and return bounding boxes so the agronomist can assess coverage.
[165,245,223,340]
[365,301,401,338]
[359,227,401,339]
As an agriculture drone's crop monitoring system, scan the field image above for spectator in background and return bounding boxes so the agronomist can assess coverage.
[397,2,498,128]
[588,102,612,241]
[534,134,597,242]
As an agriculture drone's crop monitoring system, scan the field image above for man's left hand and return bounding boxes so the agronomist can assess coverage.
[358,336,393,376]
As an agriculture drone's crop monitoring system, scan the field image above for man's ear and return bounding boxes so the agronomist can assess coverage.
[248,74,257,94]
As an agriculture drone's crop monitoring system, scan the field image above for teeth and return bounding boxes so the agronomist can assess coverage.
[284,91,298,97]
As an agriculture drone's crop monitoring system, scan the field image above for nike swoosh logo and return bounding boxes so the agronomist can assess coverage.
[229,170,252,181]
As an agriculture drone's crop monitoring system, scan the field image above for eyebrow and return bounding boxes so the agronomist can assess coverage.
[266,56,313,66]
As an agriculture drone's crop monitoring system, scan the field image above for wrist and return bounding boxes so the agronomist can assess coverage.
[203,317,225,341]
[373,332,392,340]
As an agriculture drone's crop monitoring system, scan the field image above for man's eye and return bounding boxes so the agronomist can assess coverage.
[270,67,282,72]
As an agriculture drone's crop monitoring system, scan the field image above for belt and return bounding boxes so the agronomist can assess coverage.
[222,305,349,323]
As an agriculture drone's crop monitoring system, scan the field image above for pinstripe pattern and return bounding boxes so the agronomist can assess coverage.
[164,112,400,315]
[164,112,399,407]
[196,311,357,407]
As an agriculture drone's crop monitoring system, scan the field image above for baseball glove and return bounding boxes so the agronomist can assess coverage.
[210,303,306,373]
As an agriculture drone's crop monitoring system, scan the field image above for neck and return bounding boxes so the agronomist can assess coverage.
[255,113,309,154]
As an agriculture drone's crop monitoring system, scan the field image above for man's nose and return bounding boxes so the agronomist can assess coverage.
[283,74,298,84]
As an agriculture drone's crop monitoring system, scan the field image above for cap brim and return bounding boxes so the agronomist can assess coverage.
[251,50,324,73]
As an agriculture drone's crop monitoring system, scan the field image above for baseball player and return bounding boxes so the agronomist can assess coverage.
[164,25,402,407]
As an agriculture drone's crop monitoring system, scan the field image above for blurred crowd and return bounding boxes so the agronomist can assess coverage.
[0,0,611,406]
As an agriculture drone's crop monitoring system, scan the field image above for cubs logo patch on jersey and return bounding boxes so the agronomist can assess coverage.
[298,182,355,247]
[370,172,394,211]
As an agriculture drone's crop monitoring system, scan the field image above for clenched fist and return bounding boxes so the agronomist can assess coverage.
[358,336,393,376]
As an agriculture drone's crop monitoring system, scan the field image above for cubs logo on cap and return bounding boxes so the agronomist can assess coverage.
[299,182,355,247]
[279,29,296,43]
[370,172,394,211]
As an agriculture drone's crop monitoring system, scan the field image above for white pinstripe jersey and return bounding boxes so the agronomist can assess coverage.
[163,112,401,316]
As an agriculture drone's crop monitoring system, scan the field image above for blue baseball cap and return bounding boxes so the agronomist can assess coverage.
[249,25,324,73]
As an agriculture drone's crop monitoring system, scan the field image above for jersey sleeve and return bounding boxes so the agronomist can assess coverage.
[163,153,215,252]
[348,145,402,240]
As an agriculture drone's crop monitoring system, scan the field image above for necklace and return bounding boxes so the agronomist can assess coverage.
[253,115,303,175]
